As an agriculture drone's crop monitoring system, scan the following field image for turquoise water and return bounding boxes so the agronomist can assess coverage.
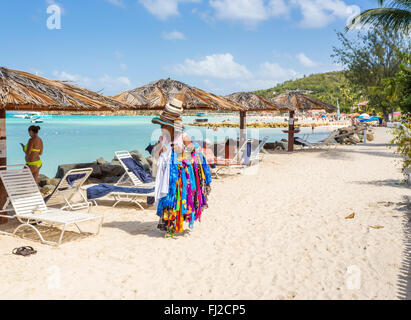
[5,114,331,177]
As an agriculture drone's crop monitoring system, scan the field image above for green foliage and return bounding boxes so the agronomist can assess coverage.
[391,115,411,179]
[332,26,410,118]
[347,0,411,32]
[254,71,361,113]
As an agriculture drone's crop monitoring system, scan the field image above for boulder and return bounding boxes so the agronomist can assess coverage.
[40,184,55,196]
[103,176,119,184]
[146,157,153,166]
[100,163,125,177]
[48,178,61,186]
[350,134,361,144]
[86,177,104,185]
[38,174,49,188]
[366,133,374,141]
[55,162,102,179]
[96,157,106,165]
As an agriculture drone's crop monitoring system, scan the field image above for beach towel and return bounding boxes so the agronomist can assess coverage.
[242,142,252,166]
[120,157,153,183]
[66,173,86,187]
[86,184,155,200]
[44,173,87,203]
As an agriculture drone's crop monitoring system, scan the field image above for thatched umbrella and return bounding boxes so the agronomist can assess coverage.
[224,92,293,144]
[113,78,243,112]
[0,67,135,217]
[0,67,133,112]
[271,91,336,152]
[272,91,336,112]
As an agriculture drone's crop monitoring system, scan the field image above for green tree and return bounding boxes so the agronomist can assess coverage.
[348,0,411,32]
[332,26,410,119]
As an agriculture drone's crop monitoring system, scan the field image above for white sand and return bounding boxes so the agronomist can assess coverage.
[0,127,410,300]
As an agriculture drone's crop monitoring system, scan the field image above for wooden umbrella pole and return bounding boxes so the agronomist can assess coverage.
[240,111,246,147]
[0,109,7,224]
[288,111,295,152]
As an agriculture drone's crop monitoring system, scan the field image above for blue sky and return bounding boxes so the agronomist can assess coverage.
[0,0,375,95]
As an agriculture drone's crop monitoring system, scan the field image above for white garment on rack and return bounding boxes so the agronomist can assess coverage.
[154,145,171,207]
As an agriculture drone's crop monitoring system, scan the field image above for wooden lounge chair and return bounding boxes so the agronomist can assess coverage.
[0,165,103,247]
[45,168,93,211]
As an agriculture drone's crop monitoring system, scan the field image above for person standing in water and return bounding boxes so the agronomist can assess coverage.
[21,125,43,185]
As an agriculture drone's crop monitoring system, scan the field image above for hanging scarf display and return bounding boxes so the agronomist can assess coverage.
[156,149,212,236]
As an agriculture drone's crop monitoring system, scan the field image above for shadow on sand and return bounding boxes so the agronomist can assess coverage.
[396,195,411,300]
[103,220,192,239]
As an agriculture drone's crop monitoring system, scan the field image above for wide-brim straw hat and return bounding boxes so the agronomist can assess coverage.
[152,117,185,132]
[165,98,183,115]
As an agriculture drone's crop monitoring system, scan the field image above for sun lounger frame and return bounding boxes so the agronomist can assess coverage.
[212,137,268,178]
[45,168,94,211]
[114,151,155,188]
[0,165,103,247]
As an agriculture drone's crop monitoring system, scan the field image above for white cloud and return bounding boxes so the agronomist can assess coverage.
[162,30,186,40]
[169,52,301,92]
[139,0,200,20]
[209,0,289,27]
[105,0,125,7]
[291,0,360,28]
[296,53,317,67]
[52,70,132,94]
[208,0,359,28]
[257,61,299,81]
[172,53,252,79]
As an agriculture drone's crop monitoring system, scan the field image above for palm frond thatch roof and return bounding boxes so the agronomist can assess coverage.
[0,67,134,111]
[272,91,336,111]
[113,78,243,111]
[225,92,294,111]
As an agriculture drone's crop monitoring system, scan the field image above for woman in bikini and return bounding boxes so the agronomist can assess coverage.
[22,125,43,185]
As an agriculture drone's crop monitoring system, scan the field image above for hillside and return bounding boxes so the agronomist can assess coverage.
[254,71,361,113]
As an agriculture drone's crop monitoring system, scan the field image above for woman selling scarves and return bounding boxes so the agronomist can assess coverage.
[151,98,212,237]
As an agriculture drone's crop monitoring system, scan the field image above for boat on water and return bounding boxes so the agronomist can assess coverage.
[30,116,44,123]
[13,112,42,119]
[194,112,208,123]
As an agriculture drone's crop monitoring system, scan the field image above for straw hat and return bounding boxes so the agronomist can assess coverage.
[152,97,185,131]
[165,98,183,115]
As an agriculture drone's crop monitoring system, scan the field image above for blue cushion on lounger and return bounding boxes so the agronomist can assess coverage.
[86,184,154,200]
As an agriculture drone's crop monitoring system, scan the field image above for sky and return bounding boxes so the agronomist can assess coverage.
[0,0,376,96]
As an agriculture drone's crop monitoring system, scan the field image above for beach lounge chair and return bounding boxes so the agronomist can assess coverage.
[0,165,103,247]
[114,151,155,188]
[81,151,155,210]
[213,137,269,177]
[85,183,155,210]
[44,168,93,211]
[295,132,338,150]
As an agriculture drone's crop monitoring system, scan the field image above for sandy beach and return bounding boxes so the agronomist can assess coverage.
[0,127,409,300]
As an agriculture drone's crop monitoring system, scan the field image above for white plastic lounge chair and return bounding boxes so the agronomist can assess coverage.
[115,151,155,188]
[45,168,93,211]
[213,137,269,178]
[0,165,103,247]
[82,184,155,211]
[81,152,155,210]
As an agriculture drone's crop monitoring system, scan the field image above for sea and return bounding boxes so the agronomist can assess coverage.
[5,114,333,177]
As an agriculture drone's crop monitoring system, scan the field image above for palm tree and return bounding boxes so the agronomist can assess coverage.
[348,0,410,31]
